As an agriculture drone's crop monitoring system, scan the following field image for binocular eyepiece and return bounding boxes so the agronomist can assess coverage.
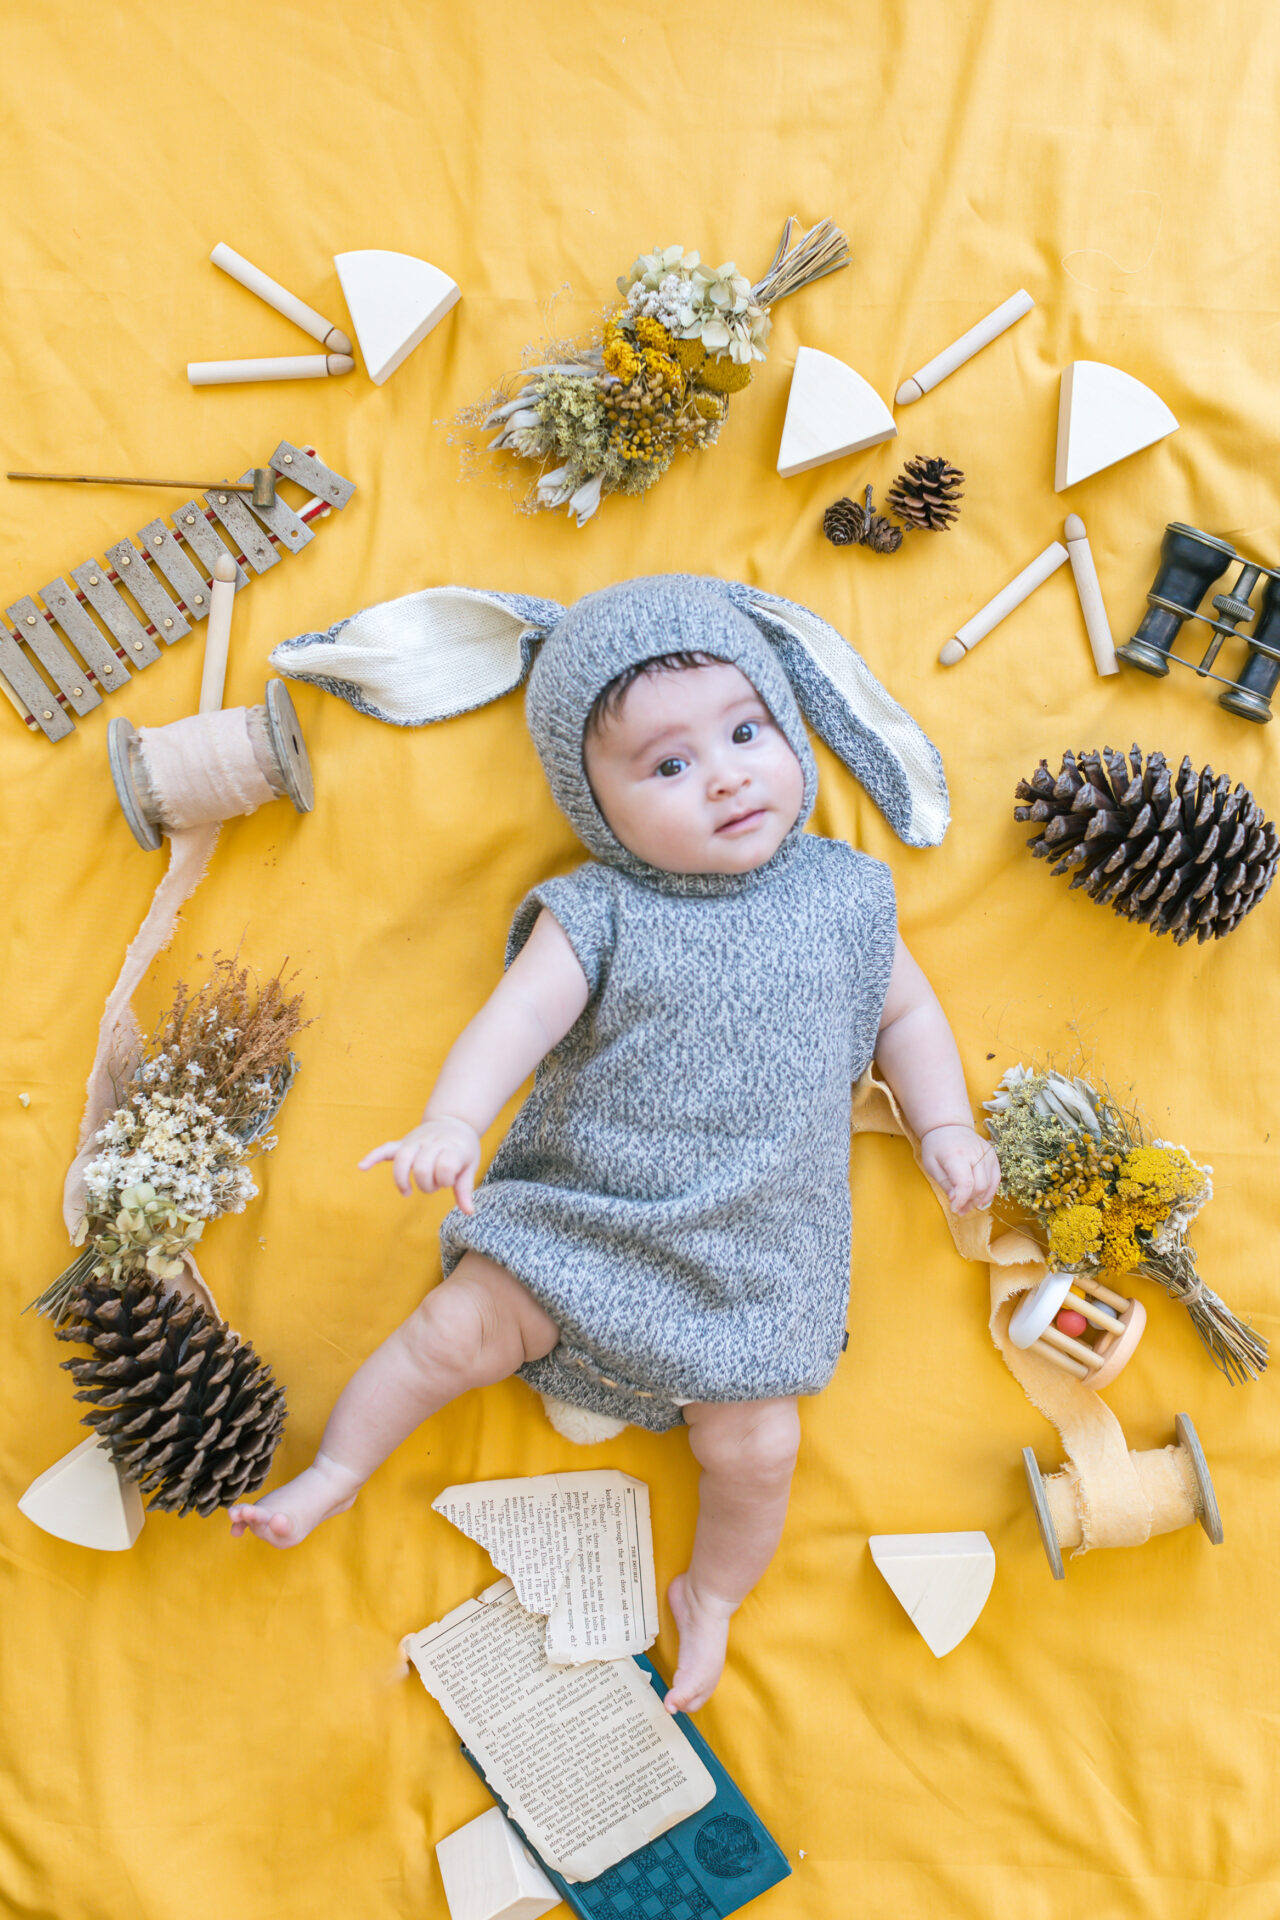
[1118,523,1280,722]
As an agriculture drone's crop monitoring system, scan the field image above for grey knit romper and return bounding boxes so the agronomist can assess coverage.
[440,577,899,1432]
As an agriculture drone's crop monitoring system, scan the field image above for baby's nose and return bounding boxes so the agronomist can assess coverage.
[707,760,749,796]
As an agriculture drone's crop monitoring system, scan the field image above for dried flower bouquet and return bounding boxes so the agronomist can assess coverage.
[467,216,849,526]
[983,1064,1266,1383]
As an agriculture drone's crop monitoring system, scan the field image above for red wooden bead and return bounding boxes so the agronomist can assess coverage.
[1055,1308,1089,1338]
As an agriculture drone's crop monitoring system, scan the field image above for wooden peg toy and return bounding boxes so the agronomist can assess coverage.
[187,354,354,386]
[895,289,1034,406]
[939,541,1069,665]
[1064,514,1119,675]
[210,242,353,355]
[1008,1271,1146,1388]
[1024,1412,1223,1580]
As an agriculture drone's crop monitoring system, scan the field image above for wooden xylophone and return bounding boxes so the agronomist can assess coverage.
[0,442,354,743]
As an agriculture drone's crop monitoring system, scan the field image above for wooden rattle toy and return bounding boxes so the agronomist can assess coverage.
[1023,1412,1223,1580]
[0,442,354,743]
[1117,522,1280,723]
[1008,1270,1145,1388]
[107,555,312,851]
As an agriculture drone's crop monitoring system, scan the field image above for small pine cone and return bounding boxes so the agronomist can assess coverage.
[823,487,903,554]
[55,1278,287,1517]
[886,455,965,531]
[823,496,861,546]
[1014,745,1279,944]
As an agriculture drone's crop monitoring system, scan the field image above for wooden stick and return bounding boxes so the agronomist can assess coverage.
[1064,514,1119,676]
[939,541,1070,665]
[187,354,354,387]
[1075,1273,1130,1313]
[1040,1325,1106,1370]
[198,555,238,714]
[211,242,352,355]
[1064,1289,1123,1332]
[896,290,1034,405]
[1030,1341,1090,1380]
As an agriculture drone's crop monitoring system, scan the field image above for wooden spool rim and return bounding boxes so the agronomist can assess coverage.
[1175,1412,1224,1545]
[264,679,314,814]
[1021,1447,1065,1580]
[106,715,163,851]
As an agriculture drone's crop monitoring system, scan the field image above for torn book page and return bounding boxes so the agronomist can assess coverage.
[405,1578,714,1882]
[432,1471,658,1664]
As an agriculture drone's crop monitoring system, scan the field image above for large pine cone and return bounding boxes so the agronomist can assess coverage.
[55,1279,287,1516]
[1015,746,1279,944]
[886,455,965,531]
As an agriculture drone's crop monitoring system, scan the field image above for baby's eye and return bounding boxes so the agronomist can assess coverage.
[655,757,686,779]
[732,721,760,744]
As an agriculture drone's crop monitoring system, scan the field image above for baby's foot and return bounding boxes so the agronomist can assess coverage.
[228,1455,361,1548]
[664,1572,734,1715]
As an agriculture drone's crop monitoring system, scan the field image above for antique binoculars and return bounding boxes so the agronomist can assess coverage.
[1118,524,1280,722]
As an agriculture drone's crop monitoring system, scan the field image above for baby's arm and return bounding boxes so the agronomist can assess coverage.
[873,936,999,1215]
[359,909,589,1209]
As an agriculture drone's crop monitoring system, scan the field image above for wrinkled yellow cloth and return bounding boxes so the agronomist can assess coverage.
[3,2,1279,1915]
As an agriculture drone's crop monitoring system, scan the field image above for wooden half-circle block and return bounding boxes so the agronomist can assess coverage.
[777,346,897,477]
[436,1806,560,1920]
[1054,360,1178,491]
[868,1530,995,1657]
[334,249,461,387]
[18,1438,144,1551]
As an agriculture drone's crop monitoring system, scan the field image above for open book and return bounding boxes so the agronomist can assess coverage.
[405,1579,715,1882]
[432,1469,658,1663]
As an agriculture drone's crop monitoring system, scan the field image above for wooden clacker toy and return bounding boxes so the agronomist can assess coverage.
[1008,1270,1146,1388]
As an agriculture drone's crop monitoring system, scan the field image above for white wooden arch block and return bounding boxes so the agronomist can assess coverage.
[1054,360,1178,491]
[436,1807,560,1920]
[334,249,461,386]
[776,346,897,477]
[19,1438,144,1551]
[868,1531,995,1657]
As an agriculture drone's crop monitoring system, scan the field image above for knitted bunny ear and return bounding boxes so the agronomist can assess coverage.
[268,586,566,727]
[722,581,950,847]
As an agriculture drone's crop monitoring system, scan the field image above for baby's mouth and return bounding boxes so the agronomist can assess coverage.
[716,806,767,835]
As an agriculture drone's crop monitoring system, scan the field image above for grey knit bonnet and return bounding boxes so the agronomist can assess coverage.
[270,570,950,854]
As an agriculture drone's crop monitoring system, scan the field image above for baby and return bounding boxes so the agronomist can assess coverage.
[233,575,999,1714]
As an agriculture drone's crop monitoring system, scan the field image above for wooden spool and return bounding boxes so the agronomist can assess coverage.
[1023,1413,1223,1580]
[1008,1270,1146,1389]
[107,680,313,851]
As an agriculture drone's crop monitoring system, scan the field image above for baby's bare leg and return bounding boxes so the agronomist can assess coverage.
[665,1397,800,1715]
[229,1252,558,1547]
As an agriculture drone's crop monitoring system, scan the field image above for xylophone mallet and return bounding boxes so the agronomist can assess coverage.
[1064,514,1119,675]
[188,355,355,387]
[939,541,1070,665]
[896,290,1034,406]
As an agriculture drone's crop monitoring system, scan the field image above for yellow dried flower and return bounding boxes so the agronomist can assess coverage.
[697,356,753,395]
[693,391,726,421]
[1117,1145,1206,1209]
[1047,1204,1103,1265]
[633,315,676,353]
[603,332,641,383]
[673,337,706,373]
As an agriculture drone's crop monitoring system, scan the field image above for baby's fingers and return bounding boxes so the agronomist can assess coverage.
[453,1160,477,1215]
[358,1140,401,1172]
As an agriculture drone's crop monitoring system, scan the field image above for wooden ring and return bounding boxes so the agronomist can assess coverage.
[1009,1272,1074,1349]
[1087,1297,1146,1391]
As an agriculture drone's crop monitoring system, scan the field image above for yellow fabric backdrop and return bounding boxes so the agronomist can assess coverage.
[3,1,1278,1913]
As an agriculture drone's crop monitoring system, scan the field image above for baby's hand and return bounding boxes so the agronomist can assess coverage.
[358,1116,481,1212]
[920,1124,1000,1216]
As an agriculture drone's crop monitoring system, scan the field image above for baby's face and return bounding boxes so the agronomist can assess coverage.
[583,661,806,874]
